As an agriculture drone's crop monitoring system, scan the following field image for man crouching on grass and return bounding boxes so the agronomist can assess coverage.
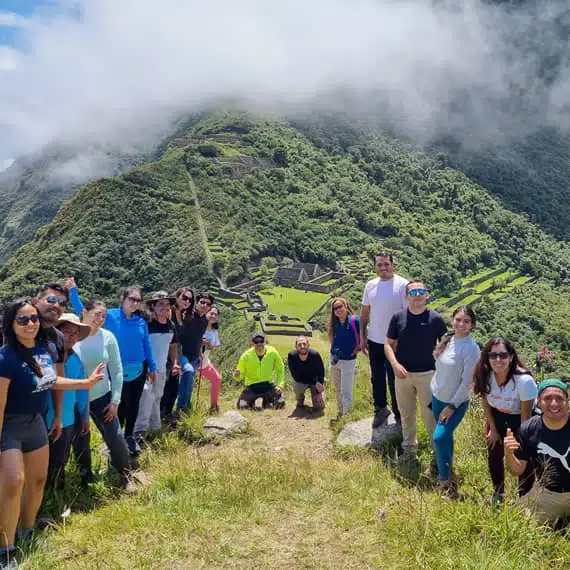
[234,333,285,410]
[287,336,325,412]
[505,379,570,524]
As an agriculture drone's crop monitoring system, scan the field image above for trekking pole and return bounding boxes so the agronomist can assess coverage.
[194,343,206,411]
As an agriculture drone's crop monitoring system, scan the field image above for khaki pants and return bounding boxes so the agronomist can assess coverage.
[292,381,326,409]
[520,485,570,524]
[395,370,436,453]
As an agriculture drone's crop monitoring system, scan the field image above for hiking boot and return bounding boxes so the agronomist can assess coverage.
[489,492,505,505]
[436,478,458,500]
[372,407,391,429]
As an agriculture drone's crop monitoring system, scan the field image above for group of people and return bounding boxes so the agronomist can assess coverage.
[327,251,570,524]
[0,280,223,568]
[1,254,570,567]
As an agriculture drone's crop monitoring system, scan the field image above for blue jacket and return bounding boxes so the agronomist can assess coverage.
[70,287,157,378]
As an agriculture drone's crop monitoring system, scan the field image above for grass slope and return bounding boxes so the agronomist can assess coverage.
[19,362,570,570]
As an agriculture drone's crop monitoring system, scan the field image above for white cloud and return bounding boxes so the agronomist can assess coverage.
[0,0,569,166]
[0,158,15,172]
[0,11,33,28]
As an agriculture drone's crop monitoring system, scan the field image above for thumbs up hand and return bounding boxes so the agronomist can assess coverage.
[504,428,520,455]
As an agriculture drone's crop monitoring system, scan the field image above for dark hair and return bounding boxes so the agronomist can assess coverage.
[434,306,476,359]
[37,282,69,301]
[196,292,215,305]
[174,287,195,318]
[374,251,394,263]
[2,298,50,376]
[208,305,220,330]
[406,279,427,293]
[327,297,353,338]
[473,336,532,396]
[83,299,106,313]
[120,285,143,302]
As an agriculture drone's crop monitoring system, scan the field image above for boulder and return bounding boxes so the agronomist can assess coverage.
[204,411,248,437]
[336,415,402,449]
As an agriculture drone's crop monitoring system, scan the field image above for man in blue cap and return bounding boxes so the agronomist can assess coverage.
[505,379,570,523]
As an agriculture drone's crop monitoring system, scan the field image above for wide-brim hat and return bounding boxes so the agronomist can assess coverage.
[147,290,176,305]
[56,313,91,342]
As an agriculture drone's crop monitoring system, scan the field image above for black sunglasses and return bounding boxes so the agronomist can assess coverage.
[181,295,193,302]
[127,296,142,303]
[253,339,265,345]
[44,295,67,306]
[15,314,40,326]
[488,351,510,360]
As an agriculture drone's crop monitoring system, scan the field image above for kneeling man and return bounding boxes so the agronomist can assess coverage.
[505,379,570,524]
[234,333,285,409]
[287,336,325,410]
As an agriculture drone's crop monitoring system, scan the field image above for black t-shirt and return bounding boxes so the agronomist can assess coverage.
[148,318,178,342]
[177,311,208,361]
[386,308,447,372]
[44,326,65,364]
[515,415,570,493]
[287,349,325,386]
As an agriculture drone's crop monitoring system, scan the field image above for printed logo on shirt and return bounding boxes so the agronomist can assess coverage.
[31,354,57,393]
[537,442,570,473]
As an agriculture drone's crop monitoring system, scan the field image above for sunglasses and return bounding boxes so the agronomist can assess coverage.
[181,295,193,302]
[15,314,40,326]
[253,339,265,345]
[332,304,345,311]
[488,351,510,360]
[198,299,212,306]
[408,288,427,297]
[44,295,67,306]
[127,296,142,303]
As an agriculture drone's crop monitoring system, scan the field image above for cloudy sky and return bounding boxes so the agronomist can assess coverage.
[1,0,569,173]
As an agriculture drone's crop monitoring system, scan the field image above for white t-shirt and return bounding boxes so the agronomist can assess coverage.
[201,329,220,368]
[486,372,538,414]
[361,274,408,343]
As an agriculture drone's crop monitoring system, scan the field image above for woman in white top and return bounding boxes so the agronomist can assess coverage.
[473,336,537,502]
[199,306,222,413]
[430,306,480,496]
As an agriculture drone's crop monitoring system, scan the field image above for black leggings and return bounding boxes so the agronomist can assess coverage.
[488,407,535,496]
[118,371,146,438]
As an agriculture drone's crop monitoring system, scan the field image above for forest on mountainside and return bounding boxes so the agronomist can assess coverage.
[1,111,570,370]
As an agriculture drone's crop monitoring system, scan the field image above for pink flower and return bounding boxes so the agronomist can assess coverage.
[377,508,387,521]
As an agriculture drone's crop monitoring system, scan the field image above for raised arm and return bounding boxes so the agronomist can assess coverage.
[65,278,85,315]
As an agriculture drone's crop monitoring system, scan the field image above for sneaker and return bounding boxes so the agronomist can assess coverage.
[253,397,263,411]
[436,478,458,500]
[489,492,505,505]
[0,548,18,570]
[122,478,138,495]
[126,436,141,457]
[372,407,391,429]
[274,398,286,410]
[209,405,220,415]
[237,399,249,410]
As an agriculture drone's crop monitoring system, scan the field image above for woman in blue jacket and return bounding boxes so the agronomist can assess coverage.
[68,279,157,456]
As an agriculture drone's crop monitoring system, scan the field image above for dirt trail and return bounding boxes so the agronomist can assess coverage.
[201,404,335,459]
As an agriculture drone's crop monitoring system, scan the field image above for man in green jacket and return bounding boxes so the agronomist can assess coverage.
[234,333,285,410]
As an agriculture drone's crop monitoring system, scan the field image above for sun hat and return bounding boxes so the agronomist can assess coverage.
[147,290,176,305]
[56,313,91,341]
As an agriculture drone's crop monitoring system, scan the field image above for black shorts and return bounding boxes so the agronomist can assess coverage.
[1,413,49,453]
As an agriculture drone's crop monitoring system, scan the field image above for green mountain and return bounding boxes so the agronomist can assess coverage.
[2,110,570,368]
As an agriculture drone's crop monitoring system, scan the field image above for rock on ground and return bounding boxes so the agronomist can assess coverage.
[336,415,402,450]
[204,411,248,436]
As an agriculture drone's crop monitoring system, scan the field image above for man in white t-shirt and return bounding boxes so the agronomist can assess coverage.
[360,252,408,428]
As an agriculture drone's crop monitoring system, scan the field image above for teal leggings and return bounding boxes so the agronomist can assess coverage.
[432,395,469,479]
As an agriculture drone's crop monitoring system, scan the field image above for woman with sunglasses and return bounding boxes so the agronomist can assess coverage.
[161,287,194,420]
[473,337,538,502]
[175,292,212,414]
[0,299,103,567]
[327,297,360,417]
[67,278,157,456]
[430,306,480,497]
